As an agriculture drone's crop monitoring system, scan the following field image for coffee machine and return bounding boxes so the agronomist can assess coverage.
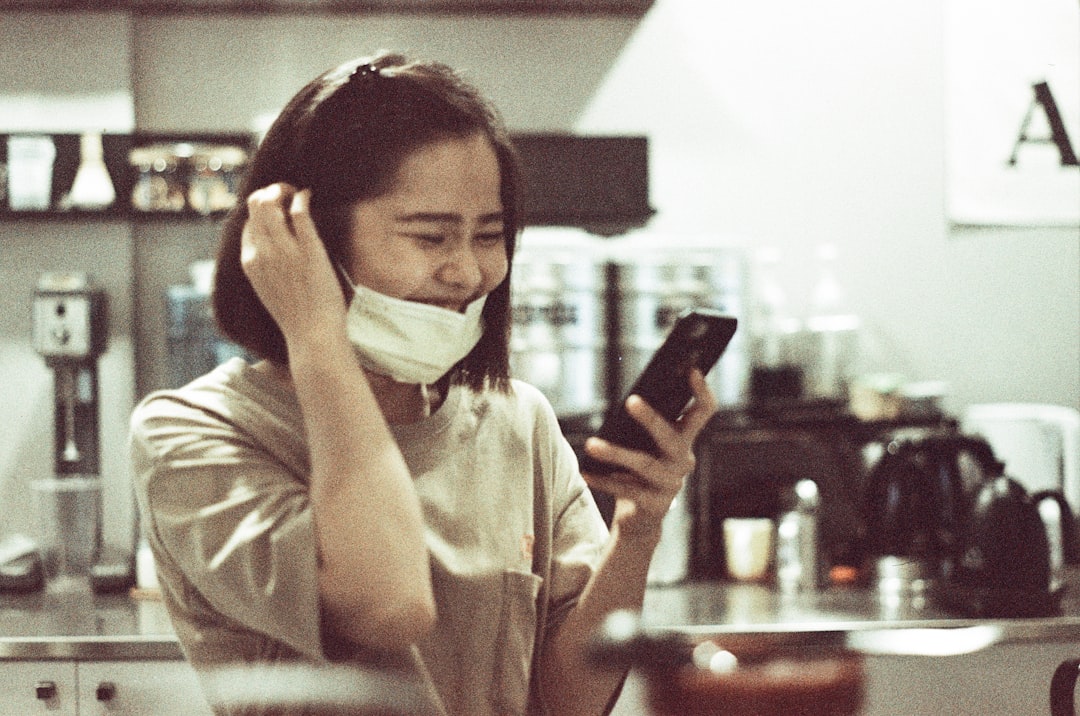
[0,273,134,594]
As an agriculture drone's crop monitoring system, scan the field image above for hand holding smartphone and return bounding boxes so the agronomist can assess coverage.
[581,309,737,475]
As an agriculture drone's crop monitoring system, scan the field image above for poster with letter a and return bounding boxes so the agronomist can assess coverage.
[945,0,1079,226]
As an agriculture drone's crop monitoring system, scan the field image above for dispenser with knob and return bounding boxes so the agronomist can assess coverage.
[25,272,132,593]
[32,272,107,477]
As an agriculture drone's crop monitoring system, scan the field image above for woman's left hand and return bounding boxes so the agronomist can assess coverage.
[581,369,718,537]
[543,369,717,714]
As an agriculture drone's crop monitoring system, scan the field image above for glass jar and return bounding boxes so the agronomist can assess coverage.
[129,145,186,212]
[187,144,248,215]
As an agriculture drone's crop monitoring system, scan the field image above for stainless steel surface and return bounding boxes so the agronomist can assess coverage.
[640,567,1080,652]
[0,580,181,661]
[510,243,608,417]
[610,248,748,407]
[4,570,1080,663]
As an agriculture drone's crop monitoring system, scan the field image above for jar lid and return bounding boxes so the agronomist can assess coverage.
[189,144,248,168]
[129,144,181,166]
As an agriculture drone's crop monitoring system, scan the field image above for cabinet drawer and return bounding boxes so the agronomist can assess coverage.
[78,660,213,716]
[0,661,78,715]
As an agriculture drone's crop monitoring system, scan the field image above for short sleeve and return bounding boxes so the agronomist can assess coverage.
[131,394,324,660]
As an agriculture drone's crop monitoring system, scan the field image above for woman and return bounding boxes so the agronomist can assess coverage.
[130,52,716,716]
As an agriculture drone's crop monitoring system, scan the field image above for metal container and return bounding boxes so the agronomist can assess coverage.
[775,478,820,593]
[611,248,748,407]
[511,246,608,417]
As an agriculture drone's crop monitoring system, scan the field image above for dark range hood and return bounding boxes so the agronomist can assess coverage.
[513,134,653,236]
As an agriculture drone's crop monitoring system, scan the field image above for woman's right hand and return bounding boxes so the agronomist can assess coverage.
[240,184,348,350]
[241,184,436,649]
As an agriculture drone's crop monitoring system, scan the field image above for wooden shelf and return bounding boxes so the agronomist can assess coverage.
[1,132,252,221]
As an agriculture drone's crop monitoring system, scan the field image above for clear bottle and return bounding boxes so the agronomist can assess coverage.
[776,479,820,593]
[1037,495,1064,597]
[803,244,860,400]
[64,131,116,210]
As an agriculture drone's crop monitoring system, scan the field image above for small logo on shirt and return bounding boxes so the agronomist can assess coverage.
[520,534,535,561]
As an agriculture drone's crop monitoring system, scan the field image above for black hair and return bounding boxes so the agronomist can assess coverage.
[212,52,521,391]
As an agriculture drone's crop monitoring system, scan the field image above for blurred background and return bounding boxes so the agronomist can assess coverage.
[0,0,1076,568]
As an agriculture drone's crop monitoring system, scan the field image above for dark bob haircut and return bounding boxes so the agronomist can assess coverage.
[212,52,522,392]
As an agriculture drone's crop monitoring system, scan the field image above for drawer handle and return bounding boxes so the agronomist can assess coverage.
[34,680,57,700]
[96,681,117,702]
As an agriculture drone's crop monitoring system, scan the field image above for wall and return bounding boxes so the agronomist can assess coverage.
[0,12,136,551]
[1,3,1078,545]
[580,0,1078,413]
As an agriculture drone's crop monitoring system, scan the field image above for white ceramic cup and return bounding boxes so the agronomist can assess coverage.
[724,517,775,581]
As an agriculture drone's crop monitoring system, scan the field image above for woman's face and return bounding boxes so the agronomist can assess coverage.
[344,133,508,312]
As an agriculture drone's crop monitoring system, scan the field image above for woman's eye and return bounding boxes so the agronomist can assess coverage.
[407,233,447,245]
[475,231,505,245]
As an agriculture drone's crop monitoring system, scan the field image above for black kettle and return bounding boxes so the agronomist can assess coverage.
[863,431,1001,576]
[936,476,1077,618]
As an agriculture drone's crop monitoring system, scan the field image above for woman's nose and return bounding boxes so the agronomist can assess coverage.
[437,243,482,290]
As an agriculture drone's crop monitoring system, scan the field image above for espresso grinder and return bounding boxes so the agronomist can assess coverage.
[26,272,133,593]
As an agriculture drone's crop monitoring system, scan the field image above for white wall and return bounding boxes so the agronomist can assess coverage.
[578,0,1078,414]
[0,12,136,550]
[1,3,1078,544]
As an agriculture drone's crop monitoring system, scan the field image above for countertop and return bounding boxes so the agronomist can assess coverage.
[0,578,182,661]
[4,570,1080,661]
[638,569,1080,654]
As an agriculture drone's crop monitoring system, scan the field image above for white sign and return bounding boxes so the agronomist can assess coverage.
[945,0,1080,226]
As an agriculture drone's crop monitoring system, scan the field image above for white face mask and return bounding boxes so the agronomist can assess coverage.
[339,270,487,385]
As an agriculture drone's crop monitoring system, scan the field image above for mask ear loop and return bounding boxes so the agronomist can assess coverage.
[333,261,360,295]
[420,383,432,418]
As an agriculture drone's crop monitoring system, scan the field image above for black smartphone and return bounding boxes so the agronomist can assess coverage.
[581,308,737,475]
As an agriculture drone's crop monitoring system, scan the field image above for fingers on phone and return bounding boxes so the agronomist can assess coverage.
[624,395,672,444]
[582,471,651,500]
[580,453,652,494]
[683,370,718,424]
[582,438,627,477]
[584,437,654,482]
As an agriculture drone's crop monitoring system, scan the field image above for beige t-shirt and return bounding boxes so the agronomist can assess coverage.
[129,358,609,716]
